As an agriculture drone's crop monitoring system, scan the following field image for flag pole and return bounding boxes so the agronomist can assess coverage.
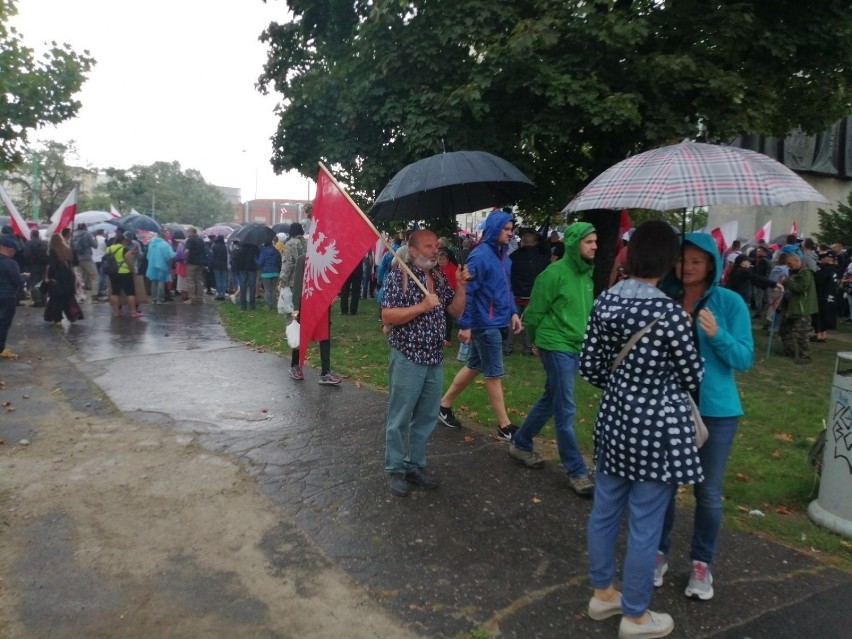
[318,162,429,296]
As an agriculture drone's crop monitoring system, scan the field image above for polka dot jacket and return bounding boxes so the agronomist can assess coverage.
[580,279,704,485]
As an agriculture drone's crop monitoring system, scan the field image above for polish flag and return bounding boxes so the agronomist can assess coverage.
[110,204,121,218]
[617,208,632,248]
[298,164,380,366]
[709,220,739,255]
[791,220,798,237]
[754,220,772,242]
[0,185,30,238]
[45,187,79,236]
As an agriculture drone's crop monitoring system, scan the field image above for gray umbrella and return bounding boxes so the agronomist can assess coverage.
[370,150,535,221]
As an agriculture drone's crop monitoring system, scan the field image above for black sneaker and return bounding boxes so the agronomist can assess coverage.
[496,424,519,442]
[438,406,462,429]
[405,467,439,489]
[388,473,410,497]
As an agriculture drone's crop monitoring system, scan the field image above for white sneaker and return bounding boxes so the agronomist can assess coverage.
[684,560,714,600]
[618,611,674,639]
[653,551,668,587]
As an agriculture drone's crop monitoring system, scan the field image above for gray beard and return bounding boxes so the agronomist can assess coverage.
[414,256,437,270]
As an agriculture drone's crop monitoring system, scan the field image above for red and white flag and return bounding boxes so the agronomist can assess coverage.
[45,187,79,236]
[0,185,30,238]
[110,204,121,218]
[709,220,739,255]
[617,208,632,248]
[754,220,772,242]
[299,164,380,366]
[791,220,798,236]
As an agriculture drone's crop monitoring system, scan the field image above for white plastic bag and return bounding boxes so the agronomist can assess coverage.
[286,319,300,349]
[278,286,294,314]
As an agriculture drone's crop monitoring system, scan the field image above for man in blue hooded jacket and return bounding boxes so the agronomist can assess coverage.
[438,209,523,441]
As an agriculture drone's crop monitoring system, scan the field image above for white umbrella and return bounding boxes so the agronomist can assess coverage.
[75,210,113,225]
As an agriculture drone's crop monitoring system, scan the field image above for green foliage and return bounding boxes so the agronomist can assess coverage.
[0,0,95,170]
[816,191,852,246]
[259,0,852,224]
[98,161,233,228]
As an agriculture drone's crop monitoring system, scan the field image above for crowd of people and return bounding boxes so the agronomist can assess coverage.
[376,211,848,639]
[1,210,848,637]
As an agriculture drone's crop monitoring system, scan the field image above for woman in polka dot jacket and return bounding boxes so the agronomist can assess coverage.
[581,220,704,639]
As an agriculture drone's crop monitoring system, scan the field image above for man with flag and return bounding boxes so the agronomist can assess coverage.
[381,230,469,497]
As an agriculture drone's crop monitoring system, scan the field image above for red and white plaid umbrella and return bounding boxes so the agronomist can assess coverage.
[563,140,828,213]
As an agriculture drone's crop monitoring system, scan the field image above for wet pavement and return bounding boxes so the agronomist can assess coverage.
[3,300,852,638]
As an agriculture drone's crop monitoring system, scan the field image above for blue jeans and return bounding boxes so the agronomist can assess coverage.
[238,271,257,309]
[659,416,738,564]
[150,280,167,302]
[214,269,228,296]
[513,350,588,478]
[588,471,675,618]
[384,348,442,473]
[467,328,505,378]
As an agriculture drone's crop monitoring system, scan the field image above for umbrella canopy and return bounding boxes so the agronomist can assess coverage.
[88,222,118,236]
[564,141,828,213]
[204,224,235,239]
[214,221,240,229]
[271,222,291,235]
[370,150,535,221]
[163,223,187,240]
[75,210,113,225]
[113,213,163,233]
[230,222,275,246]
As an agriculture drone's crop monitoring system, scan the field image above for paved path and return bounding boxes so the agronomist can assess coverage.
[1,302,850,638]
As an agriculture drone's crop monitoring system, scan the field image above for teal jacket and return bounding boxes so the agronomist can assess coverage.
[523,222,595,354]
[682,232,754,418]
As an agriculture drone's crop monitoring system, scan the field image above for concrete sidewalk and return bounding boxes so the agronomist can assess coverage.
[1,301,850,638]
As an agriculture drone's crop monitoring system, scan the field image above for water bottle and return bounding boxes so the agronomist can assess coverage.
[457,342,469,362]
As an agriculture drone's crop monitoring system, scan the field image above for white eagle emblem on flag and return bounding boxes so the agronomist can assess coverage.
[304,231,342,298]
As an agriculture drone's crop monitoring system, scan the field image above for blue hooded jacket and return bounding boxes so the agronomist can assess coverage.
[458,209,516,330]
[682,232,754,418]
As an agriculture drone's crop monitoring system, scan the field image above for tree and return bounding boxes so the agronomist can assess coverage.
[98,161,233,229]
[816,193,852,246]
[260,0,852,215]
[260,0,851,289]
[0,0,95,171]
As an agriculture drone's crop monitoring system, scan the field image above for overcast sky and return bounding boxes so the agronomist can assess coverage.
[12,0,314,202]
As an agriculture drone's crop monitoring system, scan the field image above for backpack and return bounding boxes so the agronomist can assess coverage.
[71,232,88,256]
[102,246,121,275]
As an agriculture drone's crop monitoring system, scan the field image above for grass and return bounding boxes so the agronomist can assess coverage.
[219,299,852,570]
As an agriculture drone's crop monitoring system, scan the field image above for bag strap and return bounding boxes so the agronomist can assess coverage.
[610,316,662,372]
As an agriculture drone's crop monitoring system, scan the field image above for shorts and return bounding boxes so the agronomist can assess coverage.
[109,272,135,296]
[466,328,505,378]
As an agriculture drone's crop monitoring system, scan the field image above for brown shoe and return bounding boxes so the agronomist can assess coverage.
[508,444,545,469]
[569,475,595,497]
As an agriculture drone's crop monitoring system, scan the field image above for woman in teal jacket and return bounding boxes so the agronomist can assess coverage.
[656,232,754,602]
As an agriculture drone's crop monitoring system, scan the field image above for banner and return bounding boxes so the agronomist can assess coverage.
[298,164,380,366]
[45,187,79,236]
[0,185,30,238]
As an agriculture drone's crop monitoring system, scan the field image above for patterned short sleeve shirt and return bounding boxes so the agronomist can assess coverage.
[382,262,454,366]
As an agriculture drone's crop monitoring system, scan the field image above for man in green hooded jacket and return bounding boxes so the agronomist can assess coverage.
[508,222,597,496]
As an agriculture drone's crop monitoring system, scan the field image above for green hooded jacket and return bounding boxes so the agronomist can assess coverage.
[523,222,595,353]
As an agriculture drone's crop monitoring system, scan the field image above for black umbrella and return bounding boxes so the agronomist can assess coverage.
[163,223,186,240]
[271,222,291,235]
[113,213,163,233]
[370,150,535,221]
[230,222,275,245]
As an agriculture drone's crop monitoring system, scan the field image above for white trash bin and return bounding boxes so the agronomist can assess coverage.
[808,351,852,538]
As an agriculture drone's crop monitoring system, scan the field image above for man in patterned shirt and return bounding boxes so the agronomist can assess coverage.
[381,230,469,497]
